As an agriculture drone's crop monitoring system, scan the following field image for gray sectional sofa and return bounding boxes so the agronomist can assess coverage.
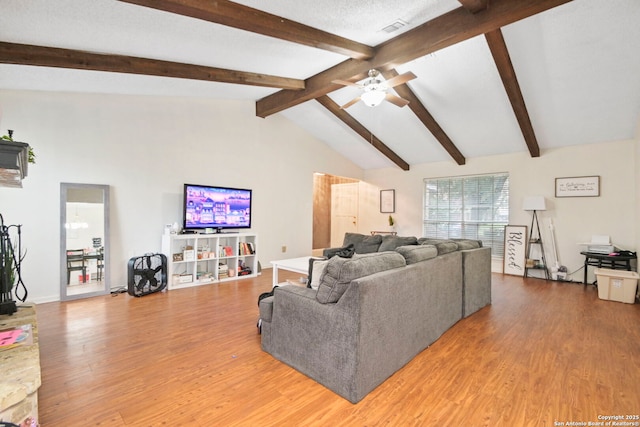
[259,233,491,403]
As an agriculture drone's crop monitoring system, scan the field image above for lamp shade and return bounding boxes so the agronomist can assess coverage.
[361,90,386,107]
[522,196,546,211]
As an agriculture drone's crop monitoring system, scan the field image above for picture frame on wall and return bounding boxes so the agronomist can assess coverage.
[380,189,395,213]
[503,225,527,276]
[555,176,600,197]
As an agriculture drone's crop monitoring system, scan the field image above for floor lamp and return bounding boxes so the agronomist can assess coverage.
[523,196,550,279]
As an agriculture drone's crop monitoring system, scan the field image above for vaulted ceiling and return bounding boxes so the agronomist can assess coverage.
[1,0,639,170]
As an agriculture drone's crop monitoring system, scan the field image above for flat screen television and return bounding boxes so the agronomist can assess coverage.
[183,184,252,232]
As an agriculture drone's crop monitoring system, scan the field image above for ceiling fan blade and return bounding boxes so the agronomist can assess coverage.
[340,96,362,109]
[385,93,410,108]
[332,79,362,88]
[385,71,417,88]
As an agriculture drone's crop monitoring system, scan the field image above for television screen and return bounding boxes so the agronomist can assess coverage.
[183,184,252,232]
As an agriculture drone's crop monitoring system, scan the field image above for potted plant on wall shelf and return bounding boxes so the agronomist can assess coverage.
[0,130,36,188]
[388,215,396,232]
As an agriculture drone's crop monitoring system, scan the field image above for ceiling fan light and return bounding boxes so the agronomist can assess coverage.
[361,90,386,107]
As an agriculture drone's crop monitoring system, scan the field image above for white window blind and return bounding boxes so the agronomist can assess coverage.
[423,173,509,256]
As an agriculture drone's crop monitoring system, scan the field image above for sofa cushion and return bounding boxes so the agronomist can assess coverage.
[417,238,459,255]
[343,233,382,254]
[259,296,274,322]
[452,239,482,249]
[378,235,418,252]
[395,244,438,264]
[316,252,406,304]
[417,238,445,245]
[307,257,329,288]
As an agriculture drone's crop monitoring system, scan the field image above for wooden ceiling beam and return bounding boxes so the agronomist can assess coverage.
[484,29,540,157]
[382,70,466,165]
[458,0,491,14]
[257,0,573,118]
[315,96,410,171]
[0,42,305,90]
[117,0,375,60]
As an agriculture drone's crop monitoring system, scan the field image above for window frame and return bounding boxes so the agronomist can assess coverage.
[423,172,509,256]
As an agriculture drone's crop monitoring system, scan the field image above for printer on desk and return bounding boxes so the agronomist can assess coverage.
[579,235,616,254]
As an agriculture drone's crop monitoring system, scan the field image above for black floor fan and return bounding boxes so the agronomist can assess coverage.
[127,253,167,297]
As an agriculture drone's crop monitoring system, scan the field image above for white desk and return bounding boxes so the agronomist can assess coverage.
[270,256,312,287]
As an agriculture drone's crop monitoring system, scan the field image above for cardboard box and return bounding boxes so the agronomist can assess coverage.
[594,268,638,304]
[172,273,193,285]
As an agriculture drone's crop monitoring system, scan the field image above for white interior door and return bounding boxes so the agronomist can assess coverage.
[330,183,359,247]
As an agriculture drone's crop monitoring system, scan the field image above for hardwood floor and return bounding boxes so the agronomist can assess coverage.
[36,271,640,426]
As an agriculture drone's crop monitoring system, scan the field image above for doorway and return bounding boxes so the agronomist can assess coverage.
[312,173,360,253]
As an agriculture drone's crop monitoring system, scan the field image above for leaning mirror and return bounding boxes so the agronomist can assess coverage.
[60,183,110,301]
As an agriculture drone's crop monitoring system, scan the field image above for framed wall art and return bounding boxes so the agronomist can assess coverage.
[555,176,600,198]
[380,189,395,213]
[503,225,527,276]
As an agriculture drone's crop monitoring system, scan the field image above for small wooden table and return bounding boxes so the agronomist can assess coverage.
[580,251,637,285]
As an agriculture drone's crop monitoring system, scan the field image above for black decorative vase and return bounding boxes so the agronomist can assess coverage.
[0,300,17,315]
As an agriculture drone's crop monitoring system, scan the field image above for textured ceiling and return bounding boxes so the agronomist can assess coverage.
[1,0,639,170]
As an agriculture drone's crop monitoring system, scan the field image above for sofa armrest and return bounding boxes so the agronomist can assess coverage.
[259,296,274,322]
[270,285,357,338]
[461,247,492,317]
[263,284,360,398]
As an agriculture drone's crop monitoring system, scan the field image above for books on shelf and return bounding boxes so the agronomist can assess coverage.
[218,246,234,257]
[218,262,230,279]
[237,259,252,275]
[238,241,255,255]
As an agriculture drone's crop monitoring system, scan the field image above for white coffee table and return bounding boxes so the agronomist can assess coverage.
[270,256,312,287]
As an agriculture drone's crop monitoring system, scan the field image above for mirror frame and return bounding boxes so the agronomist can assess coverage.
[60,183,110,301]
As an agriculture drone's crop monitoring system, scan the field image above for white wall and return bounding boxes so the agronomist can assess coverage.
[362,137,638,283]
[636,119,640,274]
[2,89,637,301]
[0,90,363,302]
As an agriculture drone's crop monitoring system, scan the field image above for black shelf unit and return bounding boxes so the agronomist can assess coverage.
[525,210,550,280]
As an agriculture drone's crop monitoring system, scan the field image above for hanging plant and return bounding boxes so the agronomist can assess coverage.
[1,130,36,164]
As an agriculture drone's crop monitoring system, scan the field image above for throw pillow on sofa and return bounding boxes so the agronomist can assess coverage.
[316,252,406,304]
[342,233,382,253]
[307,258,329,290]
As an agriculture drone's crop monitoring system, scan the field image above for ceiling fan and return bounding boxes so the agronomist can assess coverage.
[333,69,417,109]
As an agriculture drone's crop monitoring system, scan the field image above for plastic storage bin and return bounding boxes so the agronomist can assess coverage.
[594,268,639,304]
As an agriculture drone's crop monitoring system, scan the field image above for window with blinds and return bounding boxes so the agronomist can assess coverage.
[423,173,509,256]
